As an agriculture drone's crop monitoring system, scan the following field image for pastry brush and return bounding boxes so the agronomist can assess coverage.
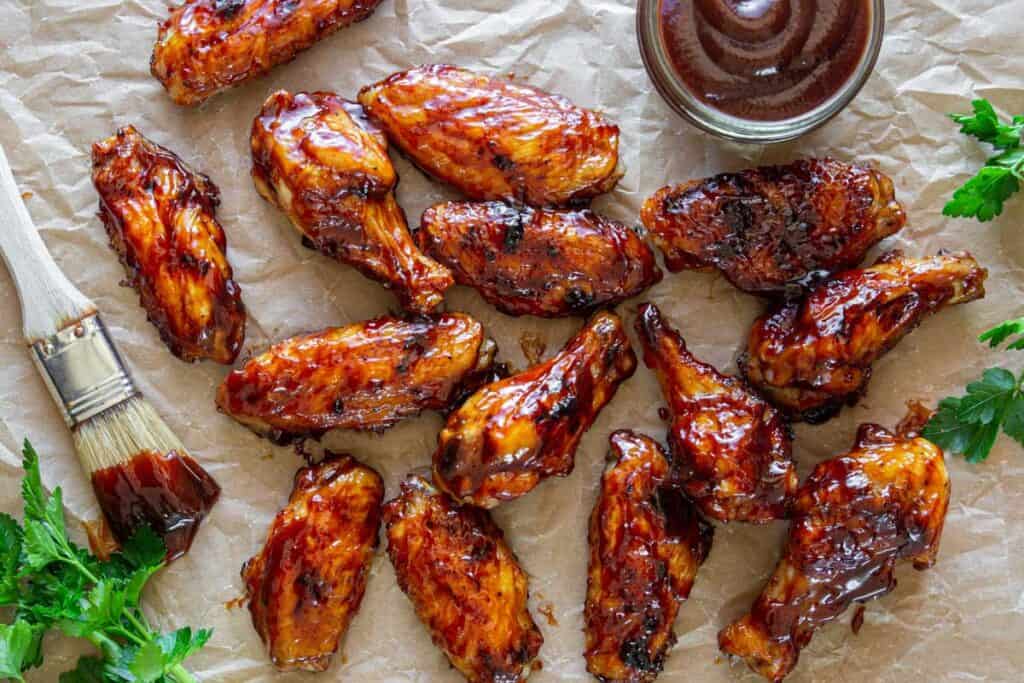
[0,143,220,561]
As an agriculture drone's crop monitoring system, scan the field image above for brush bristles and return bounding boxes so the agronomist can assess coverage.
[72,396,187,474]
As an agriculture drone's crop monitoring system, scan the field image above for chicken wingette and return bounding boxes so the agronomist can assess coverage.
[252,90,453,313]
[584,430,713,683]
[243,454,383,672]
[419,201,662,318]
[358,64,621,207]
[641,158,906,295]
[151,0,384,106]
[216,313,496,442]
[719,421,951,682]
[91,125,246,364]
[741,251,988,423]
[383,474,544,683]
[433,311,636,508]
[636,303,797,523]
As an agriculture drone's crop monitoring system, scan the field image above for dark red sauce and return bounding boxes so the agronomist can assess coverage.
[91,450,221,562]
[659,0,872,121]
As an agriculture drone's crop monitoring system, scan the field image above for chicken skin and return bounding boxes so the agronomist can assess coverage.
[91,126,246,364]
[635,304,797,523]
[433,311,637,508]
[252,90,453,313]
[358,65,621,207]
[584,431,713,683]
[152,0,384,106]
[216,313,496,442]
[641,158,906,295]
[243,454,383,672]
[741,251,988,423]
[383,474,544,683]
[718,421,951,682]
[419,201,662,318]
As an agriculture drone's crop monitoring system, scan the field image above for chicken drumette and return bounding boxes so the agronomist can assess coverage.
[433,311,636,508]
[251,90,453,313]
[636,304,797,523]
[641,158,906,295]
[585,430,713,683]
[216,313,497,442]
[358,65,621,207]
[419,201,662,318]
[152,0,384,106]
[243,454,383,672]
[91,126,246,364]
[741,251,988,423]
[719,420,951,682]
[384,474,543,683]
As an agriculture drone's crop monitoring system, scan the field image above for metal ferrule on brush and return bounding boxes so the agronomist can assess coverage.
[29,313,138,429]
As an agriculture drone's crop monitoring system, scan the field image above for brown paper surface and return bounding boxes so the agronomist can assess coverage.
[1,0,1023,680]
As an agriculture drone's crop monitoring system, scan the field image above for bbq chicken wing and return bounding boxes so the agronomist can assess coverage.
[641,158,906,295]
[741,251,988,423]
[585,431,713,683]
[358,65,621,207]
[252,90,453,313]
[91,126,246,364]
[383,474,544,683]
[419,201,661,318]
[433,311,637,508]
[243,454,383,672]
[718,422,951,682]
[216,313,496,442]
[152,0,384,106]
[636,304,797,523]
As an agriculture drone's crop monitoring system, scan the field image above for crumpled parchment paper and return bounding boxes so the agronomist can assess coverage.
[1,0,1023,680]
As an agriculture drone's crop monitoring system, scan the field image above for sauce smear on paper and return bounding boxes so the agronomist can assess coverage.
[659,0,872,120]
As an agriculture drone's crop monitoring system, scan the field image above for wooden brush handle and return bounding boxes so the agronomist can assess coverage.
[0,144,94,341]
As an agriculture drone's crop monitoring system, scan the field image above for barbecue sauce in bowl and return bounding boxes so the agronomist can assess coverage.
[658,0,872,121]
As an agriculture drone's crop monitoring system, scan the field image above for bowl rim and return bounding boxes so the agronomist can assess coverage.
[636,0,887,144]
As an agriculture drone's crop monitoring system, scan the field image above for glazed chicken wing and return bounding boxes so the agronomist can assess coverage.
[358,65,621,207]
[641,158,906,295]
[741,251,988,423]
[252,90,453,313]
[383,474,544,683]
[243,454,383,672]
[636,304,797,523]
[718,421,951,682]
[585,431,713,683]
[216,313,496,442]
[433,311,636,508]
[419,201,662,317]
[91,126,246,364]
[152,0,384,106]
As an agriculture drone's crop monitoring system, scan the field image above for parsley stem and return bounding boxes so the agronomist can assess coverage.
[168,663,198,683]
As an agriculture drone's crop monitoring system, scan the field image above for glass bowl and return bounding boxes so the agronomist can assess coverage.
[636,0,886,144]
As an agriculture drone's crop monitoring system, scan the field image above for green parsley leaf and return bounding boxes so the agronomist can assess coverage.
[58,656,106,683]
[957,367,1017,424]
[0,514,23,605]
[923,397,976,454]
[128,640,166,683]
[950,99,1024,150]
[1003,394,1024,447]
[119,526,166,573]
[157,628,212,671]
[979,317,1024,350]
[942,165,1020,221]
[0,621,41,682]
[924,366,1024,462]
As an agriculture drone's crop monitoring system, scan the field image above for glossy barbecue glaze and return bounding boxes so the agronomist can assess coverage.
[251,90,452,313]
[742,251,988,423]
[584,431,713,683]
[216,313,497,442]
[151,0,384,105]
[243,454,383,672]
[91,449,221,562]
[383,475,543,683]
[719,422,950,682]
[433,311,637,508]
[91,126,247,364]
[358,64,621,207]
[641,158,906,295]
[419,201,662,318]
[636,304,797,522]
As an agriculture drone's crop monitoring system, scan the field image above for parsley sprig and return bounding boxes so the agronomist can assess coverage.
[0,441,210,682]
[944,99,1024,222]
[923,320,1024,462]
